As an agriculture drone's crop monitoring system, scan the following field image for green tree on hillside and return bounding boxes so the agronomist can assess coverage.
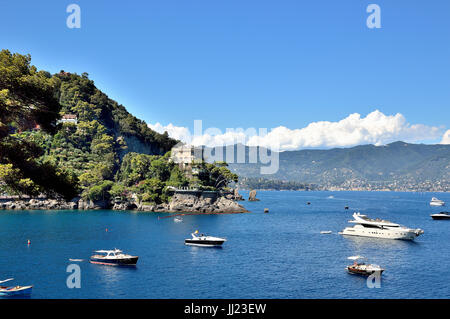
[0,49,78,199]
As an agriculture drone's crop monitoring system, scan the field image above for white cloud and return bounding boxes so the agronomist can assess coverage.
[148,110,444,151]
[441,130,450,144]
[147,122,191,142]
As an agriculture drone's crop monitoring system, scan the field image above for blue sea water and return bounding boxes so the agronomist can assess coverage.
[0,191,449,299]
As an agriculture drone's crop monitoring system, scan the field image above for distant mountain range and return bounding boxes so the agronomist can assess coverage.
[206,142,450,191]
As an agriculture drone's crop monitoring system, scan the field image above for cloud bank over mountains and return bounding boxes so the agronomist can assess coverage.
[148,110,445,151]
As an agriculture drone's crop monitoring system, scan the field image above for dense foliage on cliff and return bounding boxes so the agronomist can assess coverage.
[195,161,238,190]
[0,50,238,203]
[107,155,238,205]
[0,50,78,199]
[0,49,176,200]
[110,152,187,204]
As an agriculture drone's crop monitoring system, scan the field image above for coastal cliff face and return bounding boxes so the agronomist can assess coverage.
[118,135,167,160]
[134,193,247,213]
[0,193,248,213]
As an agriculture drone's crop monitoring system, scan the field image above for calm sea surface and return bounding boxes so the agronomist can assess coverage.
[0,191,449,299]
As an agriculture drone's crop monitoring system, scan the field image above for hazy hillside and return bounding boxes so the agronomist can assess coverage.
[218,142,450,191]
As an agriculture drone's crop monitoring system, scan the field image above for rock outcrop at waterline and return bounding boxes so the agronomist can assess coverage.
[232,188,244,201]
[0,193,248,213]
[248,190,260,201]
[134,193,247,213]
[0,198,79,210]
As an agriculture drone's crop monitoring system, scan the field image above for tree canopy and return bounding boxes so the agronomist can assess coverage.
[0,49,239,203]
[0,49,78,199]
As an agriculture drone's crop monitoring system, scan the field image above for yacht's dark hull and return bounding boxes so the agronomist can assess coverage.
[431,214,450,220]
[185,239,225,247]
[347,266,384,276]
[89,256,138,266]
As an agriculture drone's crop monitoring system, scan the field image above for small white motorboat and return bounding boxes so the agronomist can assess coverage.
[174,216,183,223]
[430,197,445,206]
[185,231,226,247]
[320,231,332,234]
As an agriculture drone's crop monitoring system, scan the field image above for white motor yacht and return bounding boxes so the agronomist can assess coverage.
[430,197,445,206]
[339,212,424,240]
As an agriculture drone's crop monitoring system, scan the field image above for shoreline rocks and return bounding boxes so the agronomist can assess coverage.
[0,192,248,214]
[0,198,79,210]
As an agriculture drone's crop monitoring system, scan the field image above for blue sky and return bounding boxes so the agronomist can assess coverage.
[1,0,449,148]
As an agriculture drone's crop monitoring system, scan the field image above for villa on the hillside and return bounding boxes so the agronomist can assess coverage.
[58,114,78,125]
[170,144,205,178]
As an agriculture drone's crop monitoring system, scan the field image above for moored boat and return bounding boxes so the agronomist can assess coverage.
[431,212,450,220]
[174,216,183,223]
[89,249,139,266]
[346,256,384,277]
[0,278,32,297]
[430,197,445,206]
[185,231,226,247]
[339,212,424,240]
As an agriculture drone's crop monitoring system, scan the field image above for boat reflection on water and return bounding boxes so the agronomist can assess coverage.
[342,234,417,250]
[91,260,139,298]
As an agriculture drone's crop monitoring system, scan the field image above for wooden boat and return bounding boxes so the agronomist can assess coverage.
[90,249,139,266]
[346,256,384,276]
[0,278,33,297]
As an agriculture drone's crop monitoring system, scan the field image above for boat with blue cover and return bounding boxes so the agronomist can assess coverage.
[0,278,32,297]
